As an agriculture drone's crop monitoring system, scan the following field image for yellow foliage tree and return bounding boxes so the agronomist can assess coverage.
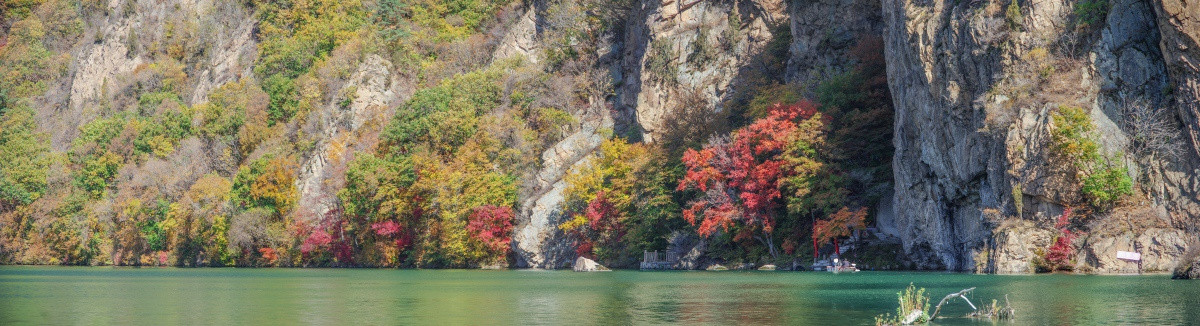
[411,138,516,267]
[560,137,650,231]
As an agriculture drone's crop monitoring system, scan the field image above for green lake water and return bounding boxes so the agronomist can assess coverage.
[1,267,1197,325]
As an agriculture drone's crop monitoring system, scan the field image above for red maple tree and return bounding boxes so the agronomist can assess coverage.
[297,210,354,264]
[585,192,625,252]
[678,101,820,257]
[1045,207,1075,269]
[567,192,627,259]
[811,207,867,257]
[467,205,515,257]
[371,218,415,253]
[678,101,819,237]
[258,247,278,265]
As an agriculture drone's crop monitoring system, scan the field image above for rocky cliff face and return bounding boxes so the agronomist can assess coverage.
[511,0,1200,273]
[21,0,1194,272]
[492,2,616,268]
[1152,0,1200,160]
[293,54,411,223]
[884,0,1199,271]
[619,0,786,143]
[787,0,885,83]
[509,0,794,268]
[41,0,408,226]
[41,0,258,150]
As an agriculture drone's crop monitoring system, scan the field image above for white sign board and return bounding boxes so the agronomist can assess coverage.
[1117,251,1141,261]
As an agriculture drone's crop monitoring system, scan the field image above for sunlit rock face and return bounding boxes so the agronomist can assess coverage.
[884,0,1199,271]
[618,0,787,143]
[510,0,793,268]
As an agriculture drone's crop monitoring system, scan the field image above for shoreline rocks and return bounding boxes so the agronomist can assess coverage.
[1171,246,1200,279]
[573,257,610,272]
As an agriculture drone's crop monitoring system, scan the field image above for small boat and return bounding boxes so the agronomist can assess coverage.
[811,258,859,273]
[829,263,860,273]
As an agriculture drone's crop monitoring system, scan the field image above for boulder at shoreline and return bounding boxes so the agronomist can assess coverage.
[574,257,610,272]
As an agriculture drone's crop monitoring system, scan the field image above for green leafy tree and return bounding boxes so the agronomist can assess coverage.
[1051,106,1133,210]
[379,68,503,156]
[231,156,298,217]
[0,105,49,210]
[74,151,121,199]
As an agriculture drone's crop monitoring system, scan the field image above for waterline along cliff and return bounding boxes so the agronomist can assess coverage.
[0,0,1196,273]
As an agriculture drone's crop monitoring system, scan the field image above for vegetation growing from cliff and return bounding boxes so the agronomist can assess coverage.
[1051,106,1133,210]
[1072,0,1110,32]
[1044,207,1076,271]
[337,65,528,267]
[559,138,683,267]
[0,0,899,269]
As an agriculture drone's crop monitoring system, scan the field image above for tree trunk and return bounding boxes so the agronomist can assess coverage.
[833,238,839,258]
[758,235,779,259]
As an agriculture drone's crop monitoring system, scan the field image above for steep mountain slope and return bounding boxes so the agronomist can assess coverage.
[1,0,1195,272]
[885,0,1199,272]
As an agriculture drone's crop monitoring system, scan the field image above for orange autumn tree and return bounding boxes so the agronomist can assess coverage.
[678,101,823,258]
[811,207,867,259]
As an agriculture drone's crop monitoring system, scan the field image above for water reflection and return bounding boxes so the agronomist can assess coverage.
[1,267,1198,325]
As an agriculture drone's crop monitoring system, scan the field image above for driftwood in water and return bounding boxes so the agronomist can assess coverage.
[928,287,976,320]
[878,285,1015,325]
[967,294,1016,320]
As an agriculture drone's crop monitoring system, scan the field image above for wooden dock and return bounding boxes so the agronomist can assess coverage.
[640,250,679,270]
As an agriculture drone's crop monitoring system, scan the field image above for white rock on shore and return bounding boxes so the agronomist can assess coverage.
[573,257,610,272]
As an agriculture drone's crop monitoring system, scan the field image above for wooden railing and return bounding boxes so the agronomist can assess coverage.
[641,250,679,269]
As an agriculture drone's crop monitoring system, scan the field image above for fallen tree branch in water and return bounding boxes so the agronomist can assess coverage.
[876,285,1015,325]
[929,287,975,320]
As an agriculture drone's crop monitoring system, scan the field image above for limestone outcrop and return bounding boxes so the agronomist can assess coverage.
[293,55,411,223]
[42,0,257,150]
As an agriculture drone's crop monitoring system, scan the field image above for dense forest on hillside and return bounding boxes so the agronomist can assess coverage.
[5,0,1195,272]
[0,0,896,268]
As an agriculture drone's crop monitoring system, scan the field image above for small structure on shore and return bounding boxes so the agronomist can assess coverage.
[1118,250,1143,274]
[640,250,679,270]
[812,255,859,273]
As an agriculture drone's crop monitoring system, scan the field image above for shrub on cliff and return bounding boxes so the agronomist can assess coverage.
[1044,207,1076,271]
[1080,163,1132,209]
[1050,106,1133,210]
[1073,0,1110,32]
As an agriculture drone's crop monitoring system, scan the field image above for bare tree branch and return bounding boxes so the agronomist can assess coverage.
[929,287,977,320]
